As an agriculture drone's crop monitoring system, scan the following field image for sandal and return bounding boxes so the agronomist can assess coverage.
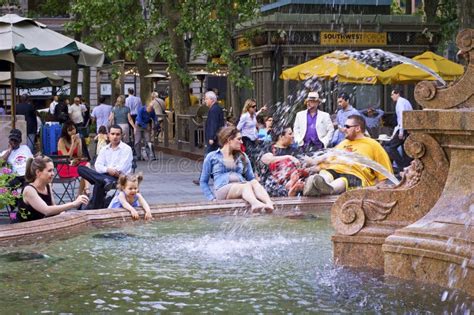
[83,187,91,197]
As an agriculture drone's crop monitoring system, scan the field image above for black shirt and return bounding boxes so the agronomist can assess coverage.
[16,102,37,134]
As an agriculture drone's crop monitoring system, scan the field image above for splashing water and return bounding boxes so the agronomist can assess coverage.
[308,148,400,185]
[343,48,447,86]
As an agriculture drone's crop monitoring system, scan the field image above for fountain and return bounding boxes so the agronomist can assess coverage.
[332,29,473,296]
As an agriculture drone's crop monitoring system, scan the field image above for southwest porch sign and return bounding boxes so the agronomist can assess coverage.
[321,32,387,46]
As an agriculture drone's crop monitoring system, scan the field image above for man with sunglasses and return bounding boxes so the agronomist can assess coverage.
[303,115,393,196]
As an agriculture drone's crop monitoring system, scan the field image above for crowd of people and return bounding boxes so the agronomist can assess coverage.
[199,88,413,205]
[0,87,166,223]
[0,87,412,223]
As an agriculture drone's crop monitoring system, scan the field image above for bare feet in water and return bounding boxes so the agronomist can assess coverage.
[251,202,267,213]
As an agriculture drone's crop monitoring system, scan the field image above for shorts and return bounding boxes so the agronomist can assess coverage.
[324,169,362,190]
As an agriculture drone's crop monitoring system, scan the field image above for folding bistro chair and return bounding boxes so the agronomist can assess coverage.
[50,155,80,204]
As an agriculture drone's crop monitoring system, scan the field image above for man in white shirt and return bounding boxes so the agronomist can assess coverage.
[78,125,133,209]
[384,89,413,172]
[0,129,33,188]
[91,96,113,133]
[293,91,334,153]
[68,96,86,127]
[49,95,59,115]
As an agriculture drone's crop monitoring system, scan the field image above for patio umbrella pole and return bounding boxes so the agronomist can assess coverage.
[10,63,16,129]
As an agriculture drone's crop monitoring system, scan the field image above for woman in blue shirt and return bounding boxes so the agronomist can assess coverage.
[200,126,274,213]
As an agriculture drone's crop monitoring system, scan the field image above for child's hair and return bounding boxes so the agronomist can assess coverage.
[117,172,144,191]
[25,155,53,183]
[98,125,107,134]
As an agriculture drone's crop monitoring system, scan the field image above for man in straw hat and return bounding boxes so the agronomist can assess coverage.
[293,91,334,153]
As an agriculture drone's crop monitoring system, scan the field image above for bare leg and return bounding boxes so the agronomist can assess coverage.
[78,178,85,196]
[331,178,347,194]
[78,162,92,197]
[227,182,266,212]
[250,179,274,212]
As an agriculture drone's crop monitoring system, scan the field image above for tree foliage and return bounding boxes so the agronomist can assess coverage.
[178,0,260,89]
[67,0,153,61]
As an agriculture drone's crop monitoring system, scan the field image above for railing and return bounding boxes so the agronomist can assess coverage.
[175,114,205,152]
[156,114,169,147]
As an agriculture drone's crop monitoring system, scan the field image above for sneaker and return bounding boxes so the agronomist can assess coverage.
[303,174,334,196]
[103,178,117,191]
[192,179,200,186]
[312,174,334,195]
[303,175,320,197]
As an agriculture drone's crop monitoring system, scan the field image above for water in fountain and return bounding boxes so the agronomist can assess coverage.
[343,48,447,86]
[0,215,471,313]
[308,149,400,185]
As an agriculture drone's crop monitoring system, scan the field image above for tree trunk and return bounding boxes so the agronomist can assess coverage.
[457,0,474,29]
[163,0,190,115]
[81,26,91,105]
[111,60,124,104]
[136,44,151,105]
[82,67,90,104]
[70,65,78,101]
[69,31,81,101]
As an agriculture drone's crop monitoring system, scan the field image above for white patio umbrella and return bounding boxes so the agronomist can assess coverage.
[0,71,67,88]
[0,14,105,126]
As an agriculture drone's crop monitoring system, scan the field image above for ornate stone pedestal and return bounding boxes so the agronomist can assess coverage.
[332,29,473,295]
[383,29,474,295]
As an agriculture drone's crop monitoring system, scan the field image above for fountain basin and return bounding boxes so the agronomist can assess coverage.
[1,202,472,313]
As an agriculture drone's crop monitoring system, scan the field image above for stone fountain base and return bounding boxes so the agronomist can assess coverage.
[332,28,474,297]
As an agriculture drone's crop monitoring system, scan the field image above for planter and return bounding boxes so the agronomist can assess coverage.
[271,36,288,45]
[251,34,267,47]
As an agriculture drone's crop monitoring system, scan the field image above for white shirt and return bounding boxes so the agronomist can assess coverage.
[237,112,258,141]
[94,141,133,175]
[49,100,58,114]
[395,96,413,134]
[0,145,33,176]
[91,103,113,132]
[68,104,86,124]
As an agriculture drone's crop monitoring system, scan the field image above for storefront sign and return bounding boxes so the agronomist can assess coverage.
[321,32,387,46]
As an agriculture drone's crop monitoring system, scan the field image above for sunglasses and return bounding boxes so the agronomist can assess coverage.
[250,105,257,108]
[344,124,359,129]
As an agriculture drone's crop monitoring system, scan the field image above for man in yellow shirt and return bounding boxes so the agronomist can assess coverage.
[304,114,393,196]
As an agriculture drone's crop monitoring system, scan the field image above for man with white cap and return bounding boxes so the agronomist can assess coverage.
[0,129,33,189]
[293,91,334,153]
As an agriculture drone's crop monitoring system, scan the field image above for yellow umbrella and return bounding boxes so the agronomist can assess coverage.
[280,51,382,84]
[379,51,464,84]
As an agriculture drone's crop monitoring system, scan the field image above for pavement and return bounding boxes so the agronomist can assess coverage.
[135,152,204,204]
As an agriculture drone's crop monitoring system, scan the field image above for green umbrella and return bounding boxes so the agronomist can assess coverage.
[0,14,104,127]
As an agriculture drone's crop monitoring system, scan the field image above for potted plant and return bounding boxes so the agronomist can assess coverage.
[244,28,267,47]
[271,29,288,45]
[0,165,20,218]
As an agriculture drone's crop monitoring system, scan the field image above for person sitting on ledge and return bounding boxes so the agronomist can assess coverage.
[108,173,152,220]
[17,155,89,222]
[303,115,393,197]
[78,125,133,209]
[199,126,274,213]
[1,129,33,190]
[260,126,307,197]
